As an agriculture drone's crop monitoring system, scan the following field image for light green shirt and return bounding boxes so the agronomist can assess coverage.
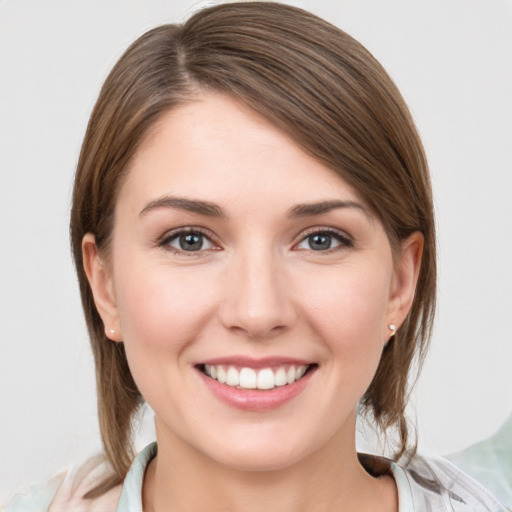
[3,416,511,512]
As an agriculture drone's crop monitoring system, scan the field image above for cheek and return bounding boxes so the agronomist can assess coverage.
[113,261,217,354]
[285,264,393,430]
[301,264,391,359]
[111,261,221,409]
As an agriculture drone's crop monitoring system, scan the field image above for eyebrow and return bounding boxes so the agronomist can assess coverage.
[287,200,371,219]
[139,196,227,218]
[139,196,370,221]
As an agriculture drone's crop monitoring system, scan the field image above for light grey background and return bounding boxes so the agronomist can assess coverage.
[1,0,511,503]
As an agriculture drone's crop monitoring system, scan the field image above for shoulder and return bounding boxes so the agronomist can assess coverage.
[446,413,512,510]
[2,443,157,512]
[389,414,512,512]
[2,455,122,512]
[360,452,508,512]
[1,472,65,512]
[397,454,509,512]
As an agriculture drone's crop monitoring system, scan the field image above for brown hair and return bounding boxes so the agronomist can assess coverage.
[70,1,436,495]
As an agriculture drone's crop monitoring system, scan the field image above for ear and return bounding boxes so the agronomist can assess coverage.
[82,233,123,342]
[386,232,424,336]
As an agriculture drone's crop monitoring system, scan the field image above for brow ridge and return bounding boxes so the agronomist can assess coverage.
[140,197,369,221]
[139,196,226,218]
[287,200,370,219]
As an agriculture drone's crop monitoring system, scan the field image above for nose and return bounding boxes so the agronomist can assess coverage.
[219,246,297,340]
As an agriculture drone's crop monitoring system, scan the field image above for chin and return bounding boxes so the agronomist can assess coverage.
[194,424,335,474]
[208,445,307,473]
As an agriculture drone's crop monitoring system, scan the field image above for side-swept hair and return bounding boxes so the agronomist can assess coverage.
[70,1,436,496]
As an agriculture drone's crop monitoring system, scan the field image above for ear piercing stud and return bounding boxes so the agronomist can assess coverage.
[388,323,396,336]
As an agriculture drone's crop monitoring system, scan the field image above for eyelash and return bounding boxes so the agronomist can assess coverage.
[157,227,220,256]
[295,228,354,253]
[156,227,354,256]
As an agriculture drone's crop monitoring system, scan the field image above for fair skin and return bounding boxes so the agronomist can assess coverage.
[83,93,422,512]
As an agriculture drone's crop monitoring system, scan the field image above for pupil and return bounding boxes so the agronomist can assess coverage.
[309,234,331,250]
[180,233,202,251]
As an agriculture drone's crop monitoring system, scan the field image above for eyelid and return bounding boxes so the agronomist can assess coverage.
[157,226,221,254]
[293,227,354,251]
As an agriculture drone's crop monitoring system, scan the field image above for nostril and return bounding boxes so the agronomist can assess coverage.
[218,270,297,339]
[228,323,288,340]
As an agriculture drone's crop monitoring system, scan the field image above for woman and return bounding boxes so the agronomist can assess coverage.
[3,2,509,511]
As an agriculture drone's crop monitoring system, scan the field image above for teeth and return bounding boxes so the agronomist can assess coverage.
[217,366,226,384]
[226,367,240,386]
[203,364,310,390]
[239,368,257,389]
[275,367,287,387]
[257,368,274,390]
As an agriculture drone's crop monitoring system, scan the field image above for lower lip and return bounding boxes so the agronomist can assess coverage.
[197,367,315,412]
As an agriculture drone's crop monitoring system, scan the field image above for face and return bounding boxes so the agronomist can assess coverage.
[85,93,420,472]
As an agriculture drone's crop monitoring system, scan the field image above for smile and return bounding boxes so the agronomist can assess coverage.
[201,364,313,390]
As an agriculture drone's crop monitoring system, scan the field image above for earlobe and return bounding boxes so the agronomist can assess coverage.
[387,232,424,332]
[82,233,122,342]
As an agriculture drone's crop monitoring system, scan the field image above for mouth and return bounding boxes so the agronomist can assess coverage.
[198,363,317,391]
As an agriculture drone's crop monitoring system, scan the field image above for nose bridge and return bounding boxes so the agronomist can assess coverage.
[220,237,295,338]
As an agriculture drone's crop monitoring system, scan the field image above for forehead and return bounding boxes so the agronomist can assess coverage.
[119,93,365,211]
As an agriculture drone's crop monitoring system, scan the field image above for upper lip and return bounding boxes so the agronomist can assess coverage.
[196,356,315,369]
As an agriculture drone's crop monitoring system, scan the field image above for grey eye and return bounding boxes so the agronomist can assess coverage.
[297,233,341,251]
[167,232,215,252]
[307,233,334,250]
[179,233,203,251]
[296,230,352,252]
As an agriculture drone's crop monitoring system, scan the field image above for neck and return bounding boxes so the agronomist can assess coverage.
[143,424,397,512]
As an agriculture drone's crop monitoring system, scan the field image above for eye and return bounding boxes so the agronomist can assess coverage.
[162,230,217,253]
[296,230,352,252]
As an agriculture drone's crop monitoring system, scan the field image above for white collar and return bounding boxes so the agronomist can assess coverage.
[114,443,418,512]
[114,442,506,512]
